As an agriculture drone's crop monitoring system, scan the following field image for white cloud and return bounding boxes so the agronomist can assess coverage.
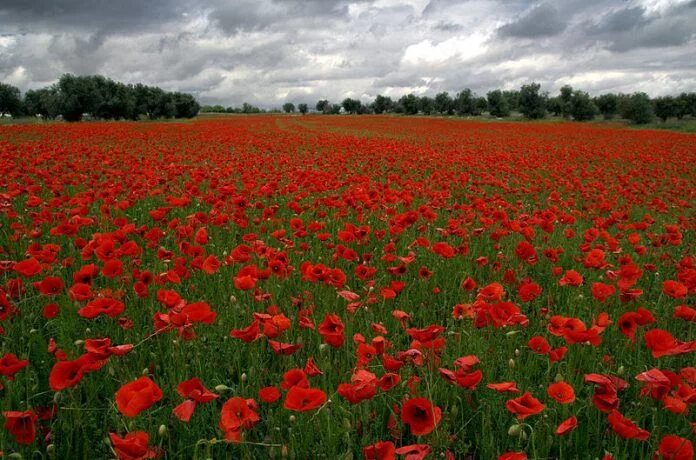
[0,0,694,106]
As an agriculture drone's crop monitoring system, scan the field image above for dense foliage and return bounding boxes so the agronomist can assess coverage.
[0,115,693,459]
[230,84,696,124]
[3,75,199,122]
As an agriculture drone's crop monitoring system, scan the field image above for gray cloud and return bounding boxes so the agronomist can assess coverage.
[0,0,694,107]
[498,3,566,38]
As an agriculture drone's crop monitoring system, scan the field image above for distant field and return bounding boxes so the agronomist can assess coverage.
[0,116,694,459]
[4,113,696,133]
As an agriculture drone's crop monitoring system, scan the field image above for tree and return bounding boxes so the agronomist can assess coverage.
[298,103,308,115]
[283,102,295,113]
[620,92,654,124]
[559,85,573,118]
[454,89,476,116]
[172,93,200,118]
[546,97,563,117]
[675,92,696,118]
[330,104,342,114]
[398,94,419,115]
[518,83,546,119]
[434,92,453,115]
[487,90,510,117]
[594,94,618,119]
[316,99,330,114]
[418,96,434,115]
[241,102,261,114]
[474,97,487,116]
[372,95,394,114]
[24,87,61,119]
[653,96,676,122]
[0,82,22,116]
[502,90,520,111]
[57,74,104,121]
[569,90,598,121]
[341,98,362,114]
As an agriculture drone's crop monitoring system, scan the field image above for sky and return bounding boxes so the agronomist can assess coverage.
[1,0,695,107]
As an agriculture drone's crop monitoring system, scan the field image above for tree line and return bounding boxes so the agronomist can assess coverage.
[270,84,695,124]
[0,75,200,122]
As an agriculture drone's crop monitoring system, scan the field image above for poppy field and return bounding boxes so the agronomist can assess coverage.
[0,115,694,459]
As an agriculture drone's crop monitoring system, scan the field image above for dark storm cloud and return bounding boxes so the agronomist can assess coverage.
[586,3,696,52]
[0,0,694,106]
[498,3,566,38]
[0,0,191,34]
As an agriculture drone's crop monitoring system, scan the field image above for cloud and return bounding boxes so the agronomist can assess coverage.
[498,3,566,38]
[0,0,694,107]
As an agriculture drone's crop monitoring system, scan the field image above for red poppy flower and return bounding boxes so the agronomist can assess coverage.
[43,303,60,319]
[318,313,345,348]
[506,392,545,420]
[674,305,696,322]
[363,441,396,460]
[394,444,432,460]
[33,276,64,296]
[173,377,218,422]
[559,270,583,287]
[0,353,29,380]
[663,280,688,299]
[259,386,281,403]
[78,297,125,319]
[658,434,693,460]
[400,397,442,436]
[49,354,100,391]
[528,336,551,354]
[3,410,38,445]
[547,381,575,404]
[487,381,520,393]
[13,258,42,277]
[499,453,527,460]
[115,376,163,417]
[283,386,327,412]
[109,431,158,460]
[219,397,260,442]
[518,281,541,302]
[591,282,616,303]
[555,416,578,436]
[607,410,649,441]
[645,329,696,358]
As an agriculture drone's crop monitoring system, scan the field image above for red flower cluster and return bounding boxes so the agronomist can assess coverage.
[0,116,693,459]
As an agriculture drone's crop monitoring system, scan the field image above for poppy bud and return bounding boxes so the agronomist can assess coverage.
[554,373,564,382]
[508,358,515,368]
[53,392,62,404]
[46,444,55,458]
[508,424,522,437]
[342,417,351,429]
[8,453,23,459]
[514,348,520,356]
[241,372,247,383]
[505,330,519,337]
[230,295,237,304]
[74,339,84,347]
[319,343,328,352]
[141,367,150,376]
[30,328,38,334]
[158,424,168,437]
[617,365,625,375]
[215,384,231,392]
[85,328,91,333]
[289,415,296,424]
